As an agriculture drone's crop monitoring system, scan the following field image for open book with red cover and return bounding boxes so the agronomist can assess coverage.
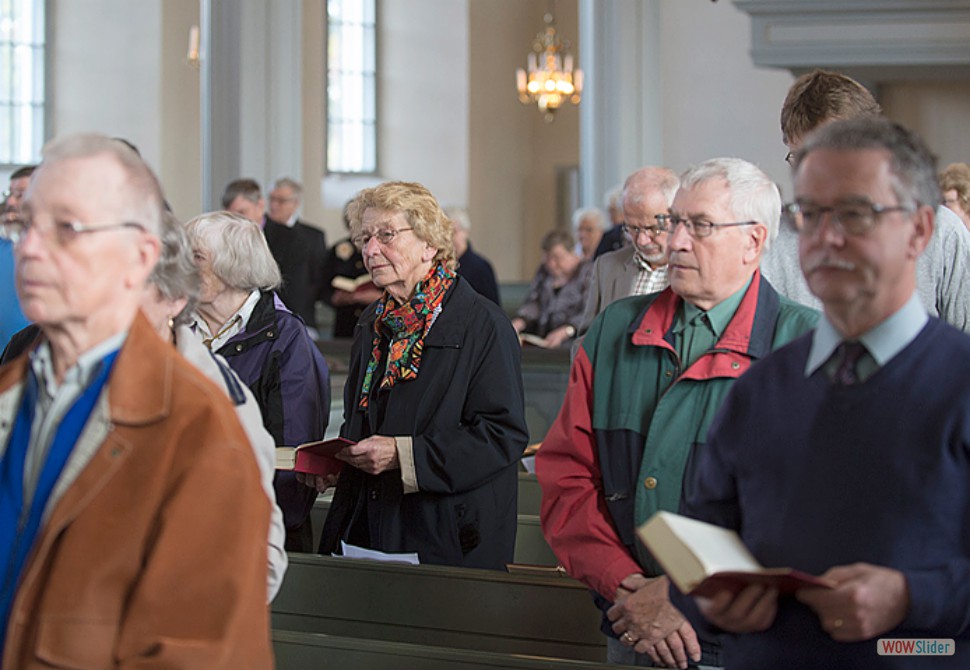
[275,437,354,477]
[637,511,835,598]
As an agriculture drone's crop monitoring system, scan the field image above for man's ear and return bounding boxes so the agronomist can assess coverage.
[744,223,769,265]
[908,205,935,260]
[126,232,161,289]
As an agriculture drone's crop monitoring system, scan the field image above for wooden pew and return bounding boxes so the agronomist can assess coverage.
[272,554,606,662]
[274,630,618,670]
[518,472,542,516]
[309,495,559,566]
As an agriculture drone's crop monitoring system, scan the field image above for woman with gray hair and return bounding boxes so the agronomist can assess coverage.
[185,211,330,553]
[139,212,287,600]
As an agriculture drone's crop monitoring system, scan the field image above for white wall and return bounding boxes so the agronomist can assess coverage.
[50,0,163,173]
[378,0,469,207]
[657,0,795,193]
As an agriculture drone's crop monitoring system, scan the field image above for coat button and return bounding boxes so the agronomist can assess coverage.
[267,330,275,338]
[369,490,379,501]
[731,361,741,370]
[664,370,672,378]
[644,476,658,489]
[235,344,243,352]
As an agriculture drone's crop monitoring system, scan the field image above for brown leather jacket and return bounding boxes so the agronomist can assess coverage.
[0,314,274,669]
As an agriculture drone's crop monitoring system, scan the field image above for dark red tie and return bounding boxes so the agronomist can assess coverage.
[834,341,867,386]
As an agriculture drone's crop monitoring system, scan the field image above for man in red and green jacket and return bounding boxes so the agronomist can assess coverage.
[537,157,817,669]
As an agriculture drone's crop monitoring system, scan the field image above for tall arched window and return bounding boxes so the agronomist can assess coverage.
[326,0,376,175]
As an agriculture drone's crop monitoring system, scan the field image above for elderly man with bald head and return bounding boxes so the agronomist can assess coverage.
[578,166,680,336]
[0,134,271,668]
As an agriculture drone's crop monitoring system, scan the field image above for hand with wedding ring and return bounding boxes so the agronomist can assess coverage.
[608,573,701,669]
[796,563,909,642]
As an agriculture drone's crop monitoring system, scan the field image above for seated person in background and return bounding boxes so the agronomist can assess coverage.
[446,205,500,305]
[512,230,592,348]
[940,162,970,230]
[315,181,528,569]
[573,206,606,261]
[185,212,330,553]
[594,184,627,258]
[322,202,383,338]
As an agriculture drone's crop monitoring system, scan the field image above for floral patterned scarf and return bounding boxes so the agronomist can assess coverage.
[358,262,454,409]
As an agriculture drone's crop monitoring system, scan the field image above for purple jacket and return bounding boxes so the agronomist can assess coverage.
[216,291,330,528]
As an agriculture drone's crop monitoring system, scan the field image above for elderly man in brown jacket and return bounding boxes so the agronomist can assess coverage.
[0,134,272,669]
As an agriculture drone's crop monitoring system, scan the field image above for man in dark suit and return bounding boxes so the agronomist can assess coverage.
[262,177,328,336]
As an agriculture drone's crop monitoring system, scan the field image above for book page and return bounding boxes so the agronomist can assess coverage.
[664,514,762,574]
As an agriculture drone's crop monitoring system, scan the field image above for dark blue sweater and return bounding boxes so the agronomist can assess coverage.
[675,318,970,669]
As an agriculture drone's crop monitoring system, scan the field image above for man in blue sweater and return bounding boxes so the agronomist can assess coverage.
[673,118,970,668]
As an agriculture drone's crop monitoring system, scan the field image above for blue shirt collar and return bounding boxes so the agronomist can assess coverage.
[805,292,928,377]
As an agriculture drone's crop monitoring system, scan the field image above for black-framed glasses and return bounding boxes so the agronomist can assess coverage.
[656,214,756,238]
[781,202,914,236]
[622,220,667,238]
[352,227,414,250]
[0,219,146,247]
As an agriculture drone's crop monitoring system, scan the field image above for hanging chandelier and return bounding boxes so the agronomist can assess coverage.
[516,12,583,123]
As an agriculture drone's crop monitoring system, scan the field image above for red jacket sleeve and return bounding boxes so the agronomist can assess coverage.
[536,347,642,600]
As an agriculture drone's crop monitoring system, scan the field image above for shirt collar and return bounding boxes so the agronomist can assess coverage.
[672,275,752,339]
[805,292,927,377]
[193,289,262,350]
[633,251,661,273]
[30,330,127,399]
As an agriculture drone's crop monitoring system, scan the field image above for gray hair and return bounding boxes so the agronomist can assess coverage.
[221,178,262,209]
[793,117,940,210]
[184,211,282,291]
[604,184,624,212]
[40,133,165,236]
[272,177,303,199]
[623,167,680,208]
[571,207,606,231]
[443,205,471,232]
[679,158,781,249]
[148,211,200,325]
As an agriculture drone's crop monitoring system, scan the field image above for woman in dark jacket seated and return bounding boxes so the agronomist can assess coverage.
[185,211,330,553]
[313,181,528,569]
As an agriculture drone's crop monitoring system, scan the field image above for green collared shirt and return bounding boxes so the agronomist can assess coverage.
[671,276,752,370]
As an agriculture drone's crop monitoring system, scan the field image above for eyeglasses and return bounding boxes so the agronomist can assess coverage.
[782,202,913,236]
[352,227,413,250]
[0,219,146,247]
[269,195,297,204]
[656,214,756,238]
[622,220,667,238]
[2,188,26,203]
[785,151,794,166]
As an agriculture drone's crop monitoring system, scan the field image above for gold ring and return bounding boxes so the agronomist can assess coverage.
[833,618,844,629]
[621,631,636,644]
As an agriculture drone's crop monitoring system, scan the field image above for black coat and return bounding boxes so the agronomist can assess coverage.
[319,277,529,568]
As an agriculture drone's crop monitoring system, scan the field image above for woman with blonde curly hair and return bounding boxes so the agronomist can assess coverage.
[315,181,528,568]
